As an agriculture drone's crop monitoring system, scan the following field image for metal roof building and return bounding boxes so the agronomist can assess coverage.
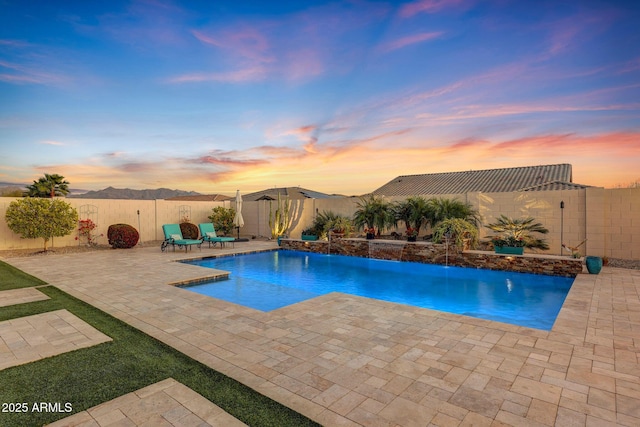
[371,164,591,196]
[241,187,343,201]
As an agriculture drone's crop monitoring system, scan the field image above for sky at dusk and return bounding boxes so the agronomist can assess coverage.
[1,0,639,196]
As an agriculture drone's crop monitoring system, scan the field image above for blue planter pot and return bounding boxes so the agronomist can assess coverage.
[585,256,602,274]
[301,234,318,241]
[494,246,524,255]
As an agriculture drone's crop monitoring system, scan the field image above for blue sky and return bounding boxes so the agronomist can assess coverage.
[1,0,639,195]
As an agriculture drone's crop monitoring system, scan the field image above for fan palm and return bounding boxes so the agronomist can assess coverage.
[485,215,549,250]
[25,173,70,198]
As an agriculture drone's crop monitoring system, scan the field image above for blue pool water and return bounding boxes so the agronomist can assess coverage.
[183,250,574,330]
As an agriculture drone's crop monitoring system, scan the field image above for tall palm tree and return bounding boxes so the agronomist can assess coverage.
[25,173,70,198]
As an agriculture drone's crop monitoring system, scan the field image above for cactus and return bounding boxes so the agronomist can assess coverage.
[269,192,291,238]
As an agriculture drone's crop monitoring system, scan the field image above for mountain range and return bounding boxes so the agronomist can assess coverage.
[69,186,203,200]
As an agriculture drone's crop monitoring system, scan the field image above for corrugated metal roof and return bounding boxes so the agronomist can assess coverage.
[242,187,339,201]
[371,164,578,196]
[521,181,591,191]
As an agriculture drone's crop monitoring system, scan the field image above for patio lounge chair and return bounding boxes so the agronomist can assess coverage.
[161,224,203,252]
[198,223,235,248]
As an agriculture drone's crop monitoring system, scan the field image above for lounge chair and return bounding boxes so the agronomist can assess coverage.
[161,224,203,252]
[198,223,235,248]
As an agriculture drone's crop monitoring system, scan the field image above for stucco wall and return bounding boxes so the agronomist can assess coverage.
[1,187,639,259]
[0,198,225,249]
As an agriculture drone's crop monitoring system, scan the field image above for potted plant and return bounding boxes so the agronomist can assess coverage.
[486,215,549,255]
[324,216,354,238]
[364,226,375,240]
[353,195,394,237]
[490,236,526,255]
[405,227,418,242]
[301,227,318,241]
[585,255,603,274]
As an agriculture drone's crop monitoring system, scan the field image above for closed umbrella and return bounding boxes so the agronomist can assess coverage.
[234,190,244,239]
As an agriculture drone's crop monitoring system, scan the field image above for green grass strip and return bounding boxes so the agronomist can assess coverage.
[0,260,47,290]
[0,285,319,427]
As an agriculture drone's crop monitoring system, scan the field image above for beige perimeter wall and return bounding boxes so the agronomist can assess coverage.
[1,187,639,260]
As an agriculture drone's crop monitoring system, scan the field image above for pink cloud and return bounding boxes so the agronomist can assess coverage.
[196,154,267,168]
[400,0,471,18]
[0,60,68,86]
[192,28,274,64]
[167,66,267,83]
[378,31,443,53]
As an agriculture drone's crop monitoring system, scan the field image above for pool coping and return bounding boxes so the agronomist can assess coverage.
[177,248,574,331]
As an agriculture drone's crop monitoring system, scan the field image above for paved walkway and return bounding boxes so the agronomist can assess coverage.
[0,309,112,370]
[47,378,247,427]
[0,287,49,307]
[4,243,640,426]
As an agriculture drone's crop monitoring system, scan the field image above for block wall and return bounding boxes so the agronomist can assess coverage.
[1,187,638,260]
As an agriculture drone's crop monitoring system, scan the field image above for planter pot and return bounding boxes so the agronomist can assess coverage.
[301,234,318,241]
[277,236,283,246]
[366,233,375,240]
[407,236,417,242]
[494,246,524,255]
[585,256,603,274]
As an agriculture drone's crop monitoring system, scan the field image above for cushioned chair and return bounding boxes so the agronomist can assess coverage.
[161,224,203,252]
[198,223,235,248]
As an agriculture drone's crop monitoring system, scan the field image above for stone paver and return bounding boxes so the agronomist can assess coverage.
[0,309,112,370]
[0,287,49,307]
[4,243,640,426]
[46,378,247,426]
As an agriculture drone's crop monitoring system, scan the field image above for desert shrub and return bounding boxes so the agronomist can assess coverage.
[107,224,139,249]
[432,218,479,250]
[5,198,78,251]
[179,222,199,239]
[208,206,236,236]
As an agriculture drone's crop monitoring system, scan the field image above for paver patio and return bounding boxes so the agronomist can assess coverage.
[47,378,247,427]
[3,242,640,426]
[0,309,112,370]
[0,287,49,307]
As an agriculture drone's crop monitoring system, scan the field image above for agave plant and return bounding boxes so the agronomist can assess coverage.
[485,215,549,250]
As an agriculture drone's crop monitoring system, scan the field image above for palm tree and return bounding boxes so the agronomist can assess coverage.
[392,196,430,234]
[485,215,549,250]
[352,195,393,236]
[426,197,480,227]
[25,173,70,198]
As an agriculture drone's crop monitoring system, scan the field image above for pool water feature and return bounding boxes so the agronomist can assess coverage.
[183,250,574,330]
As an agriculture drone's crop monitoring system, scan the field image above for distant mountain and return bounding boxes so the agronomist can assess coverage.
[0,185,25,196]
[69,186,203,200]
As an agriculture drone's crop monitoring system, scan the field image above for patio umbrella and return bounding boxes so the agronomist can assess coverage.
[234,190,244,239]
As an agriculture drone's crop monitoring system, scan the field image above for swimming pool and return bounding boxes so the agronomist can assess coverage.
[183,250,574,330]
